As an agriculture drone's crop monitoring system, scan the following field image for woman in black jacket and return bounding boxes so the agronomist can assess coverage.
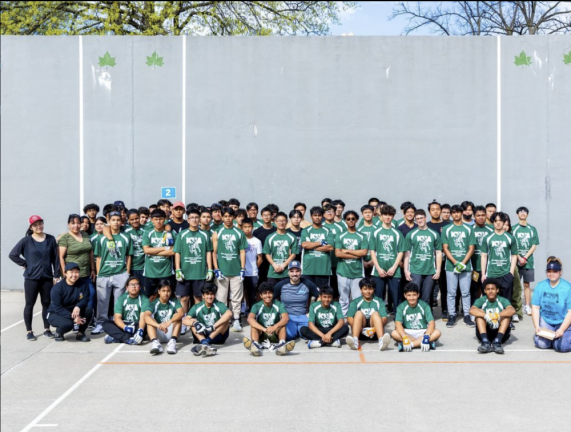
[47,262,92,342]
[9,215,61,341]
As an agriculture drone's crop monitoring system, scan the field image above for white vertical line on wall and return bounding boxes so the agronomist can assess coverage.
[496,35,502,210]
[79,36,84,213]
[181,36,187,203]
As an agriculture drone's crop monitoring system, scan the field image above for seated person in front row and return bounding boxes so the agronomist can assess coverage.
[183,283,231,357]
[346,277,391,351]
[469,278,515,354]
[145,280,184,355]
[301,286,349,348]
[391,282,441,352]
[243,282,296,356]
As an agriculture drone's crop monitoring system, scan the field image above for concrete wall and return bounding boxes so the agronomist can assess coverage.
[2,35,570,289]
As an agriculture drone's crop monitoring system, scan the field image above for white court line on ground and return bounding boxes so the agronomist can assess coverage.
[21,344,124,432]
[33,425,57,428]
[1,312,41,333]
[117,348,546,354]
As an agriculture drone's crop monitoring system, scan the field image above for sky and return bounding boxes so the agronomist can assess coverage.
[331,1,435,36]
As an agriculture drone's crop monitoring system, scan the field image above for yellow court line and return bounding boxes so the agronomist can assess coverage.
[101,360,571,366]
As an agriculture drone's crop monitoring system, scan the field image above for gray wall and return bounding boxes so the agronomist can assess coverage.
[2,35,570,289]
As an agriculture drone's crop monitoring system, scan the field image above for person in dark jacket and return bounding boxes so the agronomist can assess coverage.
[9,215,61,341]
[47,262,92,342]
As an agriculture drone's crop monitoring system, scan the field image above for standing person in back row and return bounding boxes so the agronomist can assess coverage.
[300,207,335,289]
[263,212,298,284]
[166,202,189,234]
[10,215,61,341]
[124,209,146,288]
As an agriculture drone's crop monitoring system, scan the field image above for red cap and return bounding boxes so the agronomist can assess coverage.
[29,215,43,225]
[173,201,185,209]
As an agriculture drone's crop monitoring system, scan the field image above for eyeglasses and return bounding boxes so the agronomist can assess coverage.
[128,283,140,287]
[346,218,357,221]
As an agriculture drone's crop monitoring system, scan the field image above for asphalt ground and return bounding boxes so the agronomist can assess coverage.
[2,290,570,432]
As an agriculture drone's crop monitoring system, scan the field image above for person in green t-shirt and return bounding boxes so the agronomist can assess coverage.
[300,286,348,348]
[485,203,497,226]
[335,210,369,317]
[246,202,264,230]
[243,282,295,356]
[391,282,441,352]
[358,204,379,277]
[102,276,149,344]
[145,280,184,355]
[263,212,298,283]
[124,209,146,288]
[469,278,515,354]
[323,204,345,300]
[183,284,232,357]
[346,277,391,351]
[209,203,225,233]
[471,206,494,298]
[300,206,334,289]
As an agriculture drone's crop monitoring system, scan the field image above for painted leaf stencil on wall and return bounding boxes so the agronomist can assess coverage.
[564,51,571,65]
[99,52,116,67]
[146,51,164,67]
[514,51,531,67]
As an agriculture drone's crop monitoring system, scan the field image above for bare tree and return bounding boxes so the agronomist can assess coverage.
[391,1,571,35]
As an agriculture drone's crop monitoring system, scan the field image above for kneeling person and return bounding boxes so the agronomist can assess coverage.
[469,278,515,354]
[346,277,391,351]
[391,282,441,352]
[243,282,295,356]
[145,280,184,355]
[301,286,349,348]
[183,284,232,356]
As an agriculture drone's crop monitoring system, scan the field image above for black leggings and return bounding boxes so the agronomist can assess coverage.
[24,278,52,331]
[48,307,93,335]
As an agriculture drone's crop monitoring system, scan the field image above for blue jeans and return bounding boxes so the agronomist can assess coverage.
[286,315,308,341]
[534,317,571,353]
[79,277,96,309]
[446,271,471,317]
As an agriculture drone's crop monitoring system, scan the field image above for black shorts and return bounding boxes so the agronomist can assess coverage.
[358,318,379,340]
[476,325,511,343]
[176,280,205,298]
[144,276,176,297]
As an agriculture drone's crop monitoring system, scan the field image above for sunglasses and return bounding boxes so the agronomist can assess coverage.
[346,218,357,221]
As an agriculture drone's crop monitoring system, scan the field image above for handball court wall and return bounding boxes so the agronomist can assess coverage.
[1,35,570,290]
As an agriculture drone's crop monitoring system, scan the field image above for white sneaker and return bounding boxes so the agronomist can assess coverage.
[150,339,163,354]
[523,305,532,316]
[166,339,177,355]
[346,335,359,350]
[332,339,341,348]
[512,315,520,323]
[181,324,187,335]
[232,320,243,332]
[379,333,390,351]
[91,324,104,335]
[308,340,322,349]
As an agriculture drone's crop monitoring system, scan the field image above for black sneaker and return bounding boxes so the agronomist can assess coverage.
[43,330,55,338]
[54,333,65,341]
[446,315,456,328]
[27,332,37,341]
[509,322,516,330]
[441,311,449,322]
[478,341,492,353]
[492,342,504,354]
[76,333,91,342]
[463,315,475,328]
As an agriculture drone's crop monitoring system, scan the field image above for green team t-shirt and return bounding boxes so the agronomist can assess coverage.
[253,219,264,230]
[94,233,133,277]
[147,297,183,324]
[347,296,387,319]
[481,232,518,277]
[89,232,100,247]
[471,225,494,272]
[335,231,368,279]
[369,226,406,278]
[250,300,287,327]
[395,300,434,330]
[357,223,377,262]
[324,222,344,267]
[300,226,335,276]
[357,217,381,229]
[142,229,176,278]
[308,301,344,328]
[215,226,248,277]
[263,232,298,278]
[114,292,150,324]
[174,229,212,280]
[188,300,229,326]
[473,295,512,328]
[404,228,441,276]
[124,226,145,271]
[512,224,540,270]
[210,222,225,234]
[441,223,477,272]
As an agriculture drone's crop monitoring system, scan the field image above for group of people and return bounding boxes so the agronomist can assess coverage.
[9,197,571,355]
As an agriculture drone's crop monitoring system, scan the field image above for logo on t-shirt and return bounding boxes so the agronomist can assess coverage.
[475,231,488,246]
[491,240,507,258]
[186,237,202,256]
[451,231,466,249]
[343,238,358,250]
[221,234,237,252]
[516,232,531,249]
[273,240,290,259]
[379,234,394,252]
[542,291,559,303]
[417,236,431,253]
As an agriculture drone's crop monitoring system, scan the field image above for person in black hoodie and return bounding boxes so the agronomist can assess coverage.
[9,215,61,341]
[47,262,92,342]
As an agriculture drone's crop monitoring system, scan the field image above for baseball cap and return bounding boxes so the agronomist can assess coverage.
[546,261,562,272]
[288,260,301,270]
[173,201,185,209]
[64,262,80,272]
[29,215,43,225]
[113,200,126,208]
[108,211,121,218]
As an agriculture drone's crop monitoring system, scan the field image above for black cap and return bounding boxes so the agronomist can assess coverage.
[65,262,80,272]
[546,261,562,272]
[114,200,126,209]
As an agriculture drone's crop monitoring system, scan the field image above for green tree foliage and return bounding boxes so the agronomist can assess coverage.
[1,1,356,36]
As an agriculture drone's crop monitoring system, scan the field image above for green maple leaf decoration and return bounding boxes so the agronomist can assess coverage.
[564,51,571,65]
[146,51,164,67]
[514,51,531,67]
[99,52,116,67]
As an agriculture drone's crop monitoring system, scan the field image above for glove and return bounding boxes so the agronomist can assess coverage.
[124,324,135,334]
[206,269,214,282]
[454,262,467,273]
[321,240,328,246]
[402,335,412,352]
[214,269,225,280]
[163,232,174,247]
[132,328,144,344]
[107,240,116,251]
[193,322,206,334]
[486,312,500,329]
[240,268,246,282]
[361,327,375,338]
[175,269,184,282]
[205,325,215,333]
[421,334,430,352]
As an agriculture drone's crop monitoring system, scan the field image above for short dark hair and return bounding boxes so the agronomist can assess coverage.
[474,205,486,214]
[186,208,200,217]
[275,211,288,221]
[261,206,272,215]
[441,203,451,210]
[368,197,380,205]
[321,198,332,206]
[222,207,235,217]
[201,283,217,295]
[483,278,501,290]
[246,202,259,211]
[218,200,228,207]
[343,210,359,221]
[126,209,140,218]
[414,209,426,218]
[403,203,417,214]
[186,203,199,212]
[157,199,172,207]
[359,277,375,289]
[159,279,174,290]
[381,205,396,216]
[332,199,345,208]
[289,210,303,219]
[404,282,420,294]
[485,203,497,210]
[491,211,509,223]
[228,198,240,207]
[151,209,166,219]
[451,205,463,214]
[200,208,212,216]
[83,203,100,213]
[257,282,274,295]
[322,204,334,212]
[400,201,413,210]
[267,204,279,213]
[461,201,475,211]
[103,204,118,217]
[236,209,247,219]
[310,206,323,216]
[294,202,307,211]
[360,204,374,213]
[149,204,158,211]
[242,217,254,226]
[516,206,529,214]
[320,286,334,297]
[428,200,441,211]
[138,206,150,217]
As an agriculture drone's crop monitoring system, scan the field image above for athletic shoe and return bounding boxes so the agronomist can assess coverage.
[308,340,322,349]
[91,324,104,335]
[104,335,118,344]
[150,339,163,354]
[191,345,205,356]
[492,342,504,354]
[243,337,260,356]
[478,342,492,353]
[275,340,295,356]
[73,323,80,333]
[242,337,253,349]
[181,324,187,335]
[261,339,273,350]
[87,320,95,330]
[441,311,449,322]
[43,330,55,339]
[379,333,391,351]
[76,333,91,342]
[232,320,243,332]
[27,332,37,341]
[332,339,342,348]
[166,339,177,355]
[510,322,516,330]
[397,343,404,352]
[523,305,532,316]
[464,315,475,328]
[430,341,437,350]
[446,315,457,328]
[346,335,359,350]
[204,345,217,356]
[54,333,64,342]
[512,315,520,323]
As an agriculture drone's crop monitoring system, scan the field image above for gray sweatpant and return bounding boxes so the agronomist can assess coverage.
[446,271,471,317]
[337,275,362,317]
[96,272,129,325]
